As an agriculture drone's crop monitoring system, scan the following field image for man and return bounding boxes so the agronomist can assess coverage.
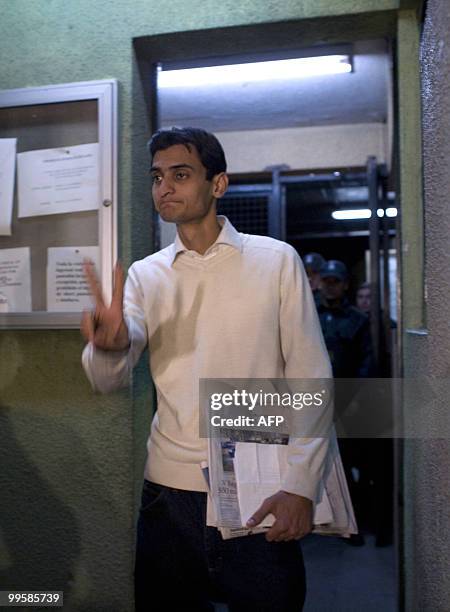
[81,127,332,611]
[317,261,373,545]
[318,261,372,379]
[355,281,371,315]
[302,252,325,307]
[355,280,395,546]
[355,280,396,376]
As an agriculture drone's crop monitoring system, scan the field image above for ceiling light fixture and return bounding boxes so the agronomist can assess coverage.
[332,208,398,220]
[158,55,352,88]
[332,209,371,220]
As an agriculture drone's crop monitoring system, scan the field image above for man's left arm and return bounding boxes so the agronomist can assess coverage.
[247,246,333,541]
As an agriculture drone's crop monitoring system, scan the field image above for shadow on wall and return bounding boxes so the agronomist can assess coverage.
[0,406,80,601]
[0,405,133,612]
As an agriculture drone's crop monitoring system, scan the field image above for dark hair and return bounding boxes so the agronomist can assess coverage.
[148,127,227,181]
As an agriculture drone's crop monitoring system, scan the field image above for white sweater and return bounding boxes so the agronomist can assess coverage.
[82,217,332,501]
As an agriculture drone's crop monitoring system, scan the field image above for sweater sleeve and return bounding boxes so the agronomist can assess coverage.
[278,246,333,502]
[81,263,148,393]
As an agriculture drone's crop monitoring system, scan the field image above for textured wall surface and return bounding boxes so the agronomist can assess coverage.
[0,1,402,611]
[403,0,450,609]
[397,10,425,330]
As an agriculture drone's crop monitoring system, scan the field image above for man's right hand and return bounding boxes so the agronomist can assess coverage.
[80,260,130,351]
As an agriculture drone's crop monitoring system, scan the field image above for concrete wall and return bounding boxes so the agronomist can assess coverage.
[0,2,409,611]
[402,1,450,609]
[218,123,388,173]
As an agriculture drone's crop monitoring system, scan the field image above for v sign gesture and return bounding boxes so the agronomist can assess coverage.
[81,260,130,351]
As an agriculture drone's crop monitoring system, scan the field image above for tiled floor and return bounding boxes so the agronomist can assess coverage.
[215,533,396,611]
[302,533,396,612]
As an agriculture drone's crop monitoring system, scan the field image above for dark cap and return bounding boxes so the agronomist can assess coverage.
[303,252,325,273]
[320,260,348,281]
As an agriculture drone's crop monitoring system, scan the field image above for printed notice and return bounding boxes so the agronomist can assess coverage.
[47,246,99,312]
[17,143,99,218]
[0,247,32,312]
[0,139,17,235]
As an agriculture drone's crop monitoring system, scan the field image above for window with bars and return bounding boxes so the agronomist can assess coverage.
[217,194,269,235]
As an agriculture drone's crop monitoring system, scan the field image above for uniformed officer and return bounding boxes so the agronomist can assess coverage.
[303,252,325,308]
[317,260,373,378]
[355,280,395,546]
[317,260,374,545]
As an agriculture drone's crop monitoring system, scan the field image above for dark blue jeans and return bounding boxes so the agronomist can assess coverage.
[134,480,306,611]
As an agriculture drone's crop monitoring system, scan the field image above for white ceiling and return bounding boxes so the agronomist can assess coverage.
[159,40,390,133]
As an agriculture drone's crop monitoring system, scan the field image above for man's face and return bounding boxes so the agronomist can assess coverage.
[306,268,321,291]
[356,287,371,313]
[321,276,347,301]
[151,144,223,225]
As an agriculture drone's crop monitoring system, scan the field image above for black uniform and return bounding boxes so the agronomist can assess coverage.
[317,297,376,543]
[317,297,373,378]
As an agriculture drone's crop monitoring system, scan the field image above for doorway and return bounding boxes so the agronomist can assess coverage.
[134,15,400,611]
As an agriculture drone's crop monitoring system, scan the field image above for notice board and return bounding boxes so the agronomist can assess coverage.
[0,80,117,328]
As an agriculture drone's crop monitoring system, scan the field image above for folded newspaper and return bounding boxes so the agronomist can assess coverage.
[203,427,357,540]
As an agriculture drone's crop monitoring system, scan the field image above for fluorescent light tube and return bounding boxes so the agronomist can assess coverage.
[332,209,371,220]
[158,55,352,88]
[332,208,398,220]
[386,207,398,217]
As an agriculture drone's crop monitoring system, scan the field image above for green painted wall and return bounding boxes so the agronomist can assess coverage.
[0,2,405,611]
[403,0,450,609]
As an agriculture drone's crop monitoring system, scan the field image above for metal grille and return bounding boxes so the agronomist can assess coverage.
[217,195,269,235]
